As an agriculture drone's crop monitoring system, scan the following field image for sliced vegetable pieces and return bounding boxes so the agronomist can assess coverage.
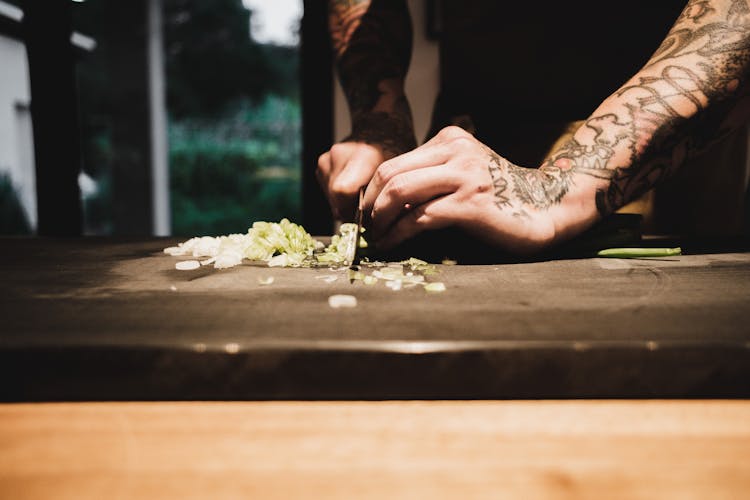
[175,260,200,271]
[424,282,446,293]
[328,294,357,308]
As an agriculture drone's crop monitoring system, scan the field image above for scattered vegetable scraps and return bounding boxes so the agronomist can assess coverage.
[165,219,448,293]
[424,282,446,293]
[175,260,200,271]
[328,294,357,308]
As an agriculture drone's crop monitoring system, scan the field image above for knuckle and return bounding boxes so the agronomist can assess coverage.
[447,135,475,151]
[476,181,492,194]
[329,144,352,164]
[373,162,395,186]
[329,143,347,157]
[384,175,407,201]
[438,125,470,140]
[463,157,481,173]
[330,177,356,196]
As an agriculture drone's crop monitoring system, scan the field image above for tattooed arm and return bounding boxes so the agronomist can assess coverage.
[362,0,750,253]
[317,0,417,220]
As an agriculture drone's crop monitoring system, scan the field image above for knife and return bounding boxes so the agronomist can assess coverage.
[344,186,366,269]
[352,186,366,266]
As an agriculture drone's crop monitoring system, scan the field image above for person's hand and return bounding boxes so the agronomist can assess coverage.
[316,141,386,221]
[362,126,565,254]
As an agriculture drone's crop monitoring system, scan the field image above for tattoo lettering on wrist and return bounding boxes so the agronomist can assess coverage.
[486,152,512,208]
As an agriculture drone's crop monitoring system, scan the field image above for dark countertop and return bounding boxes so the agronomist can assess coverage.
[1,237,749,400]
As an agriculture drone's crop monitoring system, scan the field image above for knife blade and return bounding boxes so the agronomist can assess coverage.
[343,186,366,270]
[351,186,365,267]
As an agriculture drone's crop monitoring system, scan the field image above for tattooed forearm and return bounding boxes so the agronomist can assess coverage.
[328,0,416,155]
[344,95,416,156]
[541,0,750,217]
[674,1,715,26]
[328,0,370,59]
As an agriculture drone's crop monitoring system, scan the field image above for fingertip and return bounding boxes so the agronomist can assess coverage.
[317,151,330,171]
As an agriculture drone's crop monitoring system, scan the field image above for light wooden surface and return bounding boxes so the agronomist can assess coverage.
[1,400,749,500]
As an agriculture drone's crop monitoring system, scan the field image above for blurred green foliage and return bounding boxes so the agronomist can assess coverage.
[169,95,301,236]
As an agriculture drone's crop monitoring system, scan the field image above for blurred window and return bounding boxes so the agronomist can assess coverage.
[71,0,302,236]
[165,0,302,236]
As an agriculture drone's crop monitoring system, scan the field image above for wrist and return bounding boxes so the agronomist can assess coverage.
[347,109,416,157]
[544,171,603,247]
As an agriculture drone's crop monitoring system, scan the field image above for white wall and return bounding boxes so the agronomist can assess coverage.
[333,0,439,145]
[0,34,36,228]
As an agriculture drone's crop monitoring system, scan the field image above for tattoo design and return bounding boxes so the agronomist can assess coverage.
[344,93,416,157]
[674,0,715,26]
[487,149,570,217]
[486,151,511,208]
[510,163,571,210]
[543,0,750,216]
[328,0,370,58]
[729,0,750,25]
[328,0,417,156]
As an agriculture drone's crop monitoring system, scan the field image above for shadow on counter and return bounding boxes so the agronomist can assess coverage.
[367,213,750,265]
